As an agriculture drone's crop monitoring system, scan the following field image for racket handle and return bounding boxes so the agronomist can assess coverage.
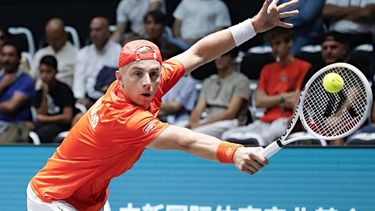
[260,142,281,159]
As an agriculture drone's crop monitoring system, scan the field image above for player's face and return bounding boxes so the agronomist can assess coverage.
[116,60,161,109]
[321,40,347,64]
[39,63,56,84]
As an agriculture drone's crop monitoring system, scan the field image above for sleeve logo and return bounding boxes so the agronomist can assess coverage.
[143,122,156,134]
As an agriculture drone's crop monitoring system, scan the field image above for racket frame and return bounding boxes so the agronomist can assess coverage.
[261,63,372,159]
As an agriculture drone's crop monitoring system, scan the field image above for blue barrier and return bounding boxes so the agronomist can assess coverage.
[0,146,374,211]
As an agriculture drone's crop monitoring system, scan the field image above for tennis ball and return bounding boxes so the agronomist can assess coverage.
[323,73,344,93]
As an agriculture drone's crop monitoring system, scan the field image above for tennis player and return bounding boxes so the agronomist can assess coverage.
[27,0,299,210]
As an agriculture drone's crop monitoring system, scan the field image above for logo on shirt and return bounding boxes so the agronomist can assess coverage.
[90,106,99,129]
[143,122,156,134]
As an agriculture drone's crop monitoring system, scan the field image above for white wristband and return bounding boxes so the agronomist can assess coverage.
[229,19,256,46]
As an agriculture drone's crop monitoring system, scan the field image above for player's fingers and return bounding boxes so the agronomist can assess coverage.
[240,163,258,175]
[278,21,294,28]
[277,0,298,11]
[279,10,299,18]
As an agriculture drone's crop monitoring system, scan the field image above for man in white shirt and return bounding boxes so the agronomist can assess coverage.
[73,17,122,108]
[111,0,166,43]
[173,0,231,45]
[31,18,78,88]
[323,0,375,49]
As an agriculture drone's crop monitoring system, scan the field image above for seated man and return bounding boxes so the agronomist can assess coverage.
[143,10,184,58]
[172,0,231,45]
[31,18,78,88]
[222,28,311,146]
[73,17,121,109]
[187,48,250,139]
[111,0,165,43]
[158,74,198,126]
[0,41,35,144]
[32,55,77,143]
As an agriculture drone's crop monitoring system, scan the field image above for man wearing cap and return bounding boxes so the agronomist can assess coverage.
[303,31,350,86]
[27,1,299,210]
[301,32,350,146]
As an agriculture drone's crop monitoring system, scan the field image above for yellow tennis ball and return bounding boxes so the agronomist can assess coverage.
[323,73,344,93]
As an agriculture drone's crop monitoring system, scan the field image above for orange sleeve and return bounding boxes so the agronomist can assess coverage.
[159,59,186,96]
[113,109,169,147]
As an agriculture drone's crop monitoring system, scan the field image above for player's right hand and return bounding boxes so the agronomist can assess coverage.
[232,147,268,175]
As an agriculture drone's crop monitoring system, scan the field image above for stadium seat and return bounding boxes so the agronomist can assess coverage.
[240,46,273,121]
[247,82,265,121]
[240,45,274,80]
[286,131,328,146]
[348,44,374,80]
[295,45,324,67]
[191,61,217,81]
[64,26,81,49]
[345,132,375,146]
[8,26,36,56]
[38,25,81,49]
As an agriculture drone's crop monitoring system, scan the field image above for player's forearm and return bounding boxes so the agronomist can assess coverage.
[187,18,256,70]
[181,131,222,161]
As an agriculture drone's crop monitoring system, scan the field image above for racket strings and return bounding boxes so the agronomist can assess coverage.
[302,66,369,138]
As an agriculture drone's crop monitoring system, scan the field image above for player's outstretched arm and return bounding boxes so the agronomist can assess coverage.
[147,125,268,175]
[172,0,299,74]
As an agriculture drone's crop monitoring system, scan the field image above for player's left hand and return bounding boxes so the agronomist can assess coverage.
[233,147,268,175]
[252,0,299,33]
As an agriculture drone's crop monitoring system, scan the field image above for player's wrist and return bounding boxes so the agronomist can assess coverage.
[216,141,243,164]
[229,18,256,46]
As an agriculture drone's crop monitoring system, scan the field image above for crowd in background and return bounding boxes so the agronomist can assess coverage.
[0,0,374,146]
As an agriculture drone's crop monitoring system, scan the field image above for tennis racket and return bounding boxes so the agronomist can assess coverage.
[261,62,372,159]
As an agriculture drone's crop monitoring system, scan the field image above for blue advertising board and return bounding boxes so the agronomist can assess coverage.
[0,146,374,211]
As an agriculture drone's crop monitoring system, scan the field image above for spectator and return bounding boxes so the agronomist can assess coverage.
[345,74,375,145]
[303,32,350,85]
[73,16,121,109]
[280,0,325,55]
[32,55,77,143]
[0,41,34,144]
[111,0,166,43]
[143,10,184,59]
[31,18,78,88]
[0,28,9,71]
[144,9,196,126]
[173,0,231,46]
[159,74,198,126]
[222,28,311,146]
[187,48,250,139]
[322,0,375,50]
[302,32,351,146]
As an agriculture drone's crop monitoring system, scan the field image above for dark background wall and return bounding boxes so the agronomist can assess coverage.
[0,0,264,50]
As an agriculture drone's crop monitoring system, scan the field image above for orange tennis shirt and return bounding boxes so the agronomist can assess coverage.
[30,60,186,211]
[258,58,310,123]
